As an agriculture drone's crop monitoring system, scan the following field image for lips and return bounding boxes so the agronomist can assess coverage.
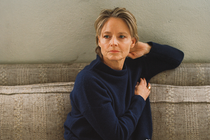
[109,50,120,53]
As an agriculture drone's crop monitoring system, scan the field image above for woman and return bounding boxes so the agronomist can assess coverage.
[64,7,184,140]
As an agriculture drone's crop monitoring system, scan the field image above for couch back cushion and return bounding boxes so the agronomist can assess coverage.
[0,63,210,86]
[0,63,87,86]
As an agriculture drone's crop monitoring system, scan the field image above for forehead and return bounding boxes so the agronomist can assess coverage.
[101,17,130,34]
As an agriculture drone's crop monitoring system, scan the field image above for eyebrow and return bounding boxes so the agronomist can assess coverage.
[102,31,129,35]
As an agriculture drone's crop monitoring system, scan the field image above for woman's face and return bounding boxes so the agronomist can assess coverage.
[98,17,136,63]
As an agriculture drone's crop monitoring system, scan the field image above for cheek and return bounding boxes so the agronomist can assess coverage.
[99,40,110,51]
[123,41,132,50]
[101,39,109,45]
[122,42,133,55]
[98,38,106,47]
[124,47,131,54]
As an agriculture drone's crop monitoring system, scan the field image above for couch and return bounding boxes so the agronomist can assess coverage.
[0,63,209,140]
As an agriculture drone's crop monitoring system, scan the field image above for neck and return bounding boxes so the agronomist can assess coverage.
[102,58,125,71]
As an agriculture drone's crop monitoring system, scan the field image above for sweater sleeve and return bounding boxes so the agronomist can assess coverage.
[72,71,146,140]
[141,42,184,80]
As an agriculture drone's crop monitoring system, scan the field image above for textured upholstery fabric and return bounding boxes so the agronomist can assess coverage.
[0,63,210,86]
[0,82,73,140]
[150,63,210,86]
[0,63,87,86]
[0,63,210,140]
[150,84,210,140]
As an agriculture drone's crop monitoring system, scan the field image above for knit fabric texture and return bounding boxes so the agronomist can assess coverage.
[64,42,184,140]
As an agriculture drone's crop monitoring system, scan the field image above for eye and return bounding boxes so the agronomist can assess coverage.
[119,35,125,39]
[103,35,109,39]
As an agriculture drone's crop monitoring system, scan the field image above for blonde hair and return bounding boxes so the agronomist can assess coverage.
[94,7,139,58]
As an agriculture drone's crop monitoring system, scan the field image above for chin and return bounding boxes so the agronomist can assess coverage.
[108,56,124,61]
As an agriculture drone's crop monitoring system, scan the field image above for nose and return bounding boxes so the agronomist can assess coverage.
[110,36,118,46]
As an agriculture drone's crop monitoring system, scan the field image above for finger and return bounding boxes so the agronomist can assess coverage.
[139,78,143,84]
[143,78,146,85]
[144,78,147,83]
[128,52,136,59]
[127,53,135,59]
[130,47,135,51]
[135,82,139,88]
[140,78,145,85]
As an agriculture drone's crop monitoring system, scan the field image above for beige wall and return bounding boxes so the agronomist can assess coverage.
[0,0,210,63]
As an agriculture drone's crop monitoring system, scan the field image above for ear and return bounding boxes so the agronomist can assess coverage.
[130,37,136,48]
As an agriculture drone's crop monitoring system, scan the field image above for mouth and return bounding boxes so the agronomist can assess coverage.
[109,50,120,53]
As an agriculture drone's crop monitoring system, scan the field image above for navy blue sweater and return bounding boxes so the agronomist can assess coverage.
[64,42,184,140]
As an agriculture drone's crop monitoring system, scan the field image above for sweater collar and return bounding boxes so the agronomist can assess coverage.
[95,55,127,76]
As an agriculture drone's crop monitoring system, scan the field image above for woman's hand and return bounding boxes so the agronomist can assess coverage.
[134,78,151,101]
[128,41,151,59]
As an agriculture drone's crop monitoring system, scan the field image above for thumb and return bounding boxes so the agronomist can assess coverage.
[128,52,136,59]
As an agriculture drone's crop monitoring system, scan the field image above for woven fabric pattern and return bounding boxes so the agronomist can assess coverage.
[0,63,210,140]
[0,63,210,86]
[150,84,210,140]
[0,83,209,140]
[150,63,210,86]
[0,82,73,140]
[0,63,87,86]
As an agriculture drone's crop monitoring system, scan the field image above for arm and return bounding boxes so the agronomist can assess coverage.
[128,41,184,80]
[142,42,184,80]
[72,72,146,140]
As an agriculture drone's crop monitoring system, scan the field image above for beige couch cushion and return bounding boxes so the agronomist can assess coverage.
[150,84,210,140]
[0,63,87,86]
[150,63,210,86]
[0,82,73,140]
[0,82,210,140]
